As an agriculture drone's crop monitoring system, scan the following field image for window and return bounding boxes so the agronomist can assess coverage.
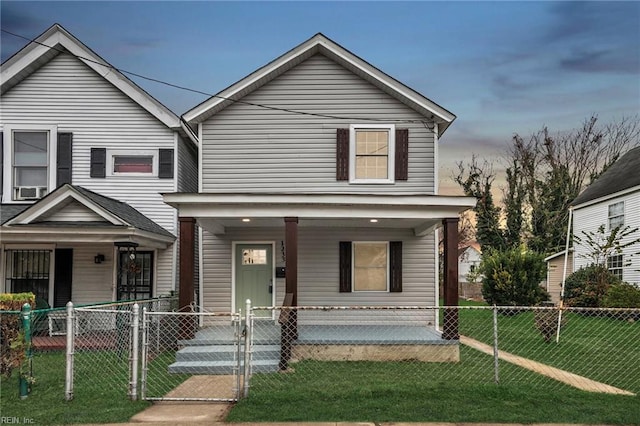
[353,242,388,291]
[608,202,624,230]
[117,251,153,300]
[339,241,402,292]
[5,250,51,305]
[107,150,157,176]
[6,126,58,201]
[242,249,267,265]
[607,254,624,280]
[349,124,395,183]
[113,155,153,173]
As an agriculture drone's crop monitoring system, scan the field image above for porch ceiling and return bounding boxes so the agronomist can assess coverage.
[164,192,476,236]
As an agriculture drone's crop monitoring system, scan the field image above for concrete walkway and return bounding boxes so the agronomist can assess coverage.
[460,335,635,396]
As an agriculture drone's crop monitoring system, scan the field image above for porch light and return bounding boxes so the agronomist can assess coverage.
[94,254,105,264]
[370,219,379,223]
[242,218,251,222]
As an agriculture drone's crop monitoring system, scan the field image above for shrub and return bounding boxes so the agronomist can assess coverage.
[0,293,36,378]
[480,247,549,306]
[563,265,621,307]
[603,282,640,308]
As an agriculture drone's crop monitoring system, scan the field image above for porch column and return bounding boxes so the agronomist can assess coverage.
[280,217,298,371]
[284,217,298,306]
[178,217,196,312]
[442,217,459,340]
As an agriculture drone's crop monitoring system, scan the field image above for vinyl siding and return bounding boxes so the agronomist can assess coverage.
[177,135,198,193]
[201,226,437,324]
[0,52,178,234]
[68,243,114,305]
[573,190,640,285]
[37,200,105,222]
[200,54,436,195]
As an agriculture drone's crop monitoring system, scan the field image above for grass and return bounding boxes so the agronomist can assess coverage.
[228,347,640,424]
[0,351,150,425]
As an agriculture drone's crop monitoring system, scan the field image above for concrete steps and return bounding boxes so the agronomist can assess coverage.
[168,343,280,375]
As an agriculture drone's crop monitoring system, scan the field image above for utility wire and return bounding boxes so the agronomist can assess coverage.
[2,28,435,125]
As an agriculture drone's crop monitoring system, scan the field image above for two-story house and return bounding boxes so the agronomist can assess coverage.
[571,146,640,286]
[164,34,475,335]
[0,24,198,308]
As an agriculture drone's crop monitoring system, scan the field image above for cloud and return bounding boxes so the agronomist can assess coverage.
[544,2,640,74]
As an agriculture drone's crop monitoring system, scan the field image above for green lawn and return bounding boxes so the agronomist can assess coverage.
[228,348,640,424]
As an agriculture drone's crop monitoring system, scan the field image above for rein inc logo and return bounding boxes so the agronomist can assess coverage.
[0,418,34,424]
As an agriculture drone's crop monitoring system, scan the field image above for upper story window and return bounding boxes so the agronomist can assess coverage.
[3,125,59,202]
[608,201,624,230]
[349,124,395,184]
[108,150,157,176]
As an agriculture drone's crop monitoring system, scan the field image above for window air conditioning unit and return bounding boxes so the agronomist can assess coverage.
[15,186,47,201]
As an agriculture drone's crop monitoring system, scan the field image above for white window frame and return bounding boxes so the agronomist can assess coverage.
[608,201,624,230]
[3,124,57,203]
[107,149,158,176]
[349,124,395,184]
[607,253,624,281]
[352,241,390,292]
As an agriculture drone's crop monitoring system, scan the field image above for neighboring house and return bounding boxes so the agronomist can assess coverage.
[458,244,482,300]
[164,33,475,335]
[571,146,640,286]
[0,24,198,308]
[543,249,573,304]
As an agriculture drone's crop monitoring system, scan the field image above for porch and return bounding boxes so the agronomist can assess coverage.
[169,319,459,375]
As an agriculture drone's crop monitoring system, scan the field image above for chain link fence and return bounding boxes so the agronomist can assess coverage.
[3,301,638,407]
[245,305,640,398]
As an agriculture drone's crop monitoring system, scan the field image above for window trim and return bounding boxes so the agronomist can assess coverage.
[107,149,158,176]
[607,253,624,281]
[608,201,624,230]
[3,124,58,203]
[352,241,390,292]
[349,124,395,184]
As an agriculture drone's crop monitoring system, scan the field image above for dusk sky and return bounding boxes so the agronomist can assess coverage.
[2,1,639,196]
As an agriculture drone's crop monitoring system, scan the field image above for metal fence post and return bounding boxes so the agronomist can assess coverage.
[140,307,148,401]
[492,305,499,384]
[129,303,139,401]
[65,301,74,401]
[243,299,252,398]
[19,303,32,399]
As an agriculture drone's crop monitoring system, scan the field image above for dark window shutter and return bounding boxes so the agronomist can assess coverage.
[336,128,349,181]
[339,241,352,292]
[159,148,174,179]
[56,133,73,187]
[90,148,106,178]
[389,241,403,292]
[0,132,3,199]
[395,129,409,181]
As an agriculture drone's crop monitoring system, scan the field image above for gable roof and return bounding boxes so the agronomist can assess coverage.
[183,33,456,134]
[571,146,640,207]
[1,23,197,145]
[4,184,174,239]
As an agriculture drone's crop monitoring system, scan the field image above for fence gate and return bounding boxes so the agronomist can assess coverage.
[140,310,243,402]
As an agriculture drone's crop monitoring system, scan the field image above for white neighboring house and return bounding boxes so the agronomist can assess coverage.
[571,146,640,286]
[458,244,483,299]
[543,249,573,304]
[0,24,198,308]
[164,33,475,335]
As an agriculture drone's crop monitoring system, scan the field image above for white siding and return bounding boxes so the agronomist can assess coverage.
[201,54,435,195]
[0,52,178,234]
[573,191,640,285]
[154,246,174,297]
[69,243,114,305]
[37,200,105,222]
[201,226,437,325]
[177,135,198,193]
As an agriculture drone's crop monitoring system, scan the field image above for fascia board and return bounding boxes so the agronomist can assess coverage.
[1,25,180,130]
[183,34,455,127]
[6,187,124,226]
